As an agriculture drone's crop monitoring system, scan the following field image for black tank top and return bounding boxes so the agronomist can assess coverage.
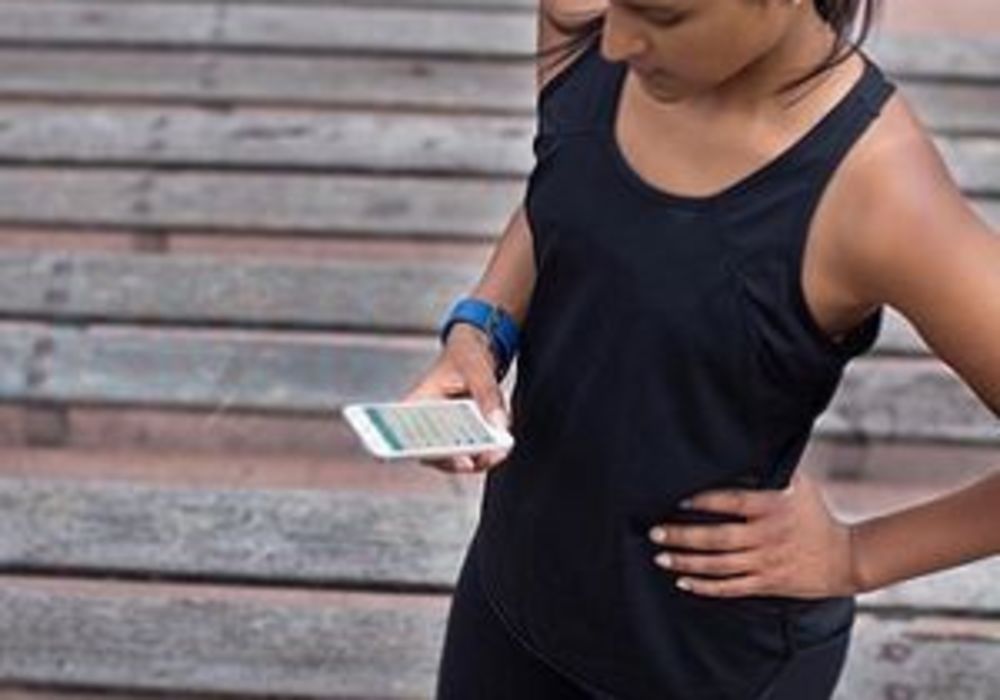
[474,32,896,699]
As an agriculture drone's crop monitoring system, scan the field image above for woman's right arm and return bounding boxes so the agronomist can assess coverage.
[401,1,602,474]
[401,202,536,473]
[467,203,536,328]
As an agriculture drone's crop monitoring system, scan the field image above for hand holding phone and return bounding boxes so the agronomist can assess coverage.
[397,323,513,473]
[342,398,514,463]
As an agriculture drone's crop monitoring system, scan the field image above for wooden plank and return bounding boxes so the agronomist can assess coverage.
[816,358,999,445]
[0,3,996,82]
[835,614,1000,699]
[13,0,536,6]
[0,106,994,191]
[0,575,997,698]
[35,0,1000,37]
[867,34,1000,83]
[0,167,992,239]
[0,168,524,238]
[857,561,1000,614]
[0,325,995,444]
[0,104,535,176]
[20,0,533,4]
[0,49,535,111]
[0,575,447,699]
[0,3,529,55]
[902,82,1000,135]
[0,252,480,333]
[0,324,437,412]
[0,327,42,391]
[0,477,478,588]
[0,252,940,358]
[937,137,1000,195]
[0,690,165,700]
[0,432,995,494]
[0,49,995,136]
[1,474,997,611]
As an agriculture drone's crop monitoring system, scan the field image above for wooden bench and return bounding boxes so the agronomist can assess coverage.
[0,1,996,698]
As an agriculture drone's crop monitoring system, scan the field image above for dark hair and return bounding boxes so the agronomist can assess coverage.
[535,0,881,96]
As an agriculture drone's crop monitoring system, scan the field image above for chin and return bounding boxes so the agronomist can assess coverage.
[639,76,690,103]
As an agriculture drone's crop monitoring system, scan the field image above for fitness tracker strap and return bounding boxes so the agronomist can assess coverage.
[439,297,520,379]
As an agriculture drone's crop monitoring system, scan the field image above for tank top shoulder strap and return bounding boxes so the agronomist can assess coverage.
[793,51,897,189]
[780,54,898,362]
[533,32,615,157]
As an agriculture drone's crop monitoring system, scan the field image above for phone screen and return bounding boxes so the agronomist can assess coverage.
[363,401,500,453]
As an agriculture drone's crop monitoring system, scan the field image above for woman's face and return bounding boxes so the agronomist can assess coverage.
[600,0,805,101]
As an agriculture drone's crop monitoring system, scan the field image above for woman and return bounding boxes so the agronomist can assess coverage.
[405,0,1000,697]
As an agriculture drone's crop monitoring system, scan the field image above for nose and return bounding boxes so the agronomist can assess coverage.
[600,11,647,63]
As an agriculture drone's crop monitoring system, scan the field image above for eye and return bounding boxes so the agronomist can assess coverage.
[645,11,686,27]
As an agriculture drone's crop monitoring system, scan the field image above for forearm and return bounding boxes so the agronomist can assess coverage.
[469,201,536,327]
[849,468,1000,593]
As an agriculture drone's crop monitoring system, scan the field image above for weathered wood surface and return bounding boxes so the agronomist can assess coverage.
[0,253,481,334]
[0,168,993,238]
[0,323,995,443]
[0,2,995,698]
[0,576,448,699]
[834,615,1000,700]
[0,251,946,355]
[0,107,996,194]
[0,50,995,137]
[0,324,431,411]
[0,2,996,83]
[0,574,997,699]
[0,477,479,589]
[818,359,999,445]
[0,168,524,238]
[0,476,996,611]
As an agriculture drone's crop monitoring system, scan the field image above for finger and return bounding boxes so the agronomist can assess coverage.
[675,574,768,598]
[472,446,511,471]
[465,368,510,433]
[402,353,469,403]
[654,549,757,577]
[419,454,476,472]
[678,488,781,519]
[404,372,465,402]
[650,522,756,551]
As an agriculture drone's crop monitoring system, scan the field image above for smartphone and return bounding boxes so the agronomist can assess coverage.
[341,398,514,461]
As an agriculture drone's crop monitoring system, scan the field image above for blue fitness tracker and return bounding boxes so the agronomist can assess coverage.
[440,297,520,380]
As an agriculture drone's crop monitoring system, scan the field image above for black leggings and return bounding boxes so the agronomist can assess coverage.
[435,536,600,699]
[436,537,852,700]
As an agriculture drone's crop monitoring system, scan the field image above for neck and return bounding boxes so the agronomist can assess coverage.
[694,12,842,115]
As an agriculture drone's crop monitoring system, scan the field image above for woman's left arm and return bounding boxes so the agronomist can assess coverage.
[833,98,1000,593]
[650,95,1000,599]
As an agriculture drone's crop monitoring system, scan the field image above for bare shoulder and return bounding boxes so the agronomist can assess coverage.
[822,87,994,308]
[843,91,960,210]
[840,89,1000,415]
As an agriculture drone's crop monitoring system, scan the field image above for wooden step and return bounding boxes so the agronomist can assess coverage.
[0,573,996,699]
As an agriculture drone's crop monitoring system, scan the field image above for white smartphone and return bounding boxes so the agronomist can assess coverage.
[341,398,514,461]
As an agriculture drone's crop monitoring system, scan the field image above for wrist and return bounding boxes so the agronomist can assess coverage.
[446,322,494,357]
[439,297,520,380]
[846,522,872,595]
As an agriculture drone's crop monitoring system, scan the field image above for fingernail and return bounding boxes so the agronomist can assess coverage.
[649,526,666,543]
[676,578,691,591]
[654,552,672,568]
[456,455,475,471]
[678,498,695,509]
[488,409,509,429]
